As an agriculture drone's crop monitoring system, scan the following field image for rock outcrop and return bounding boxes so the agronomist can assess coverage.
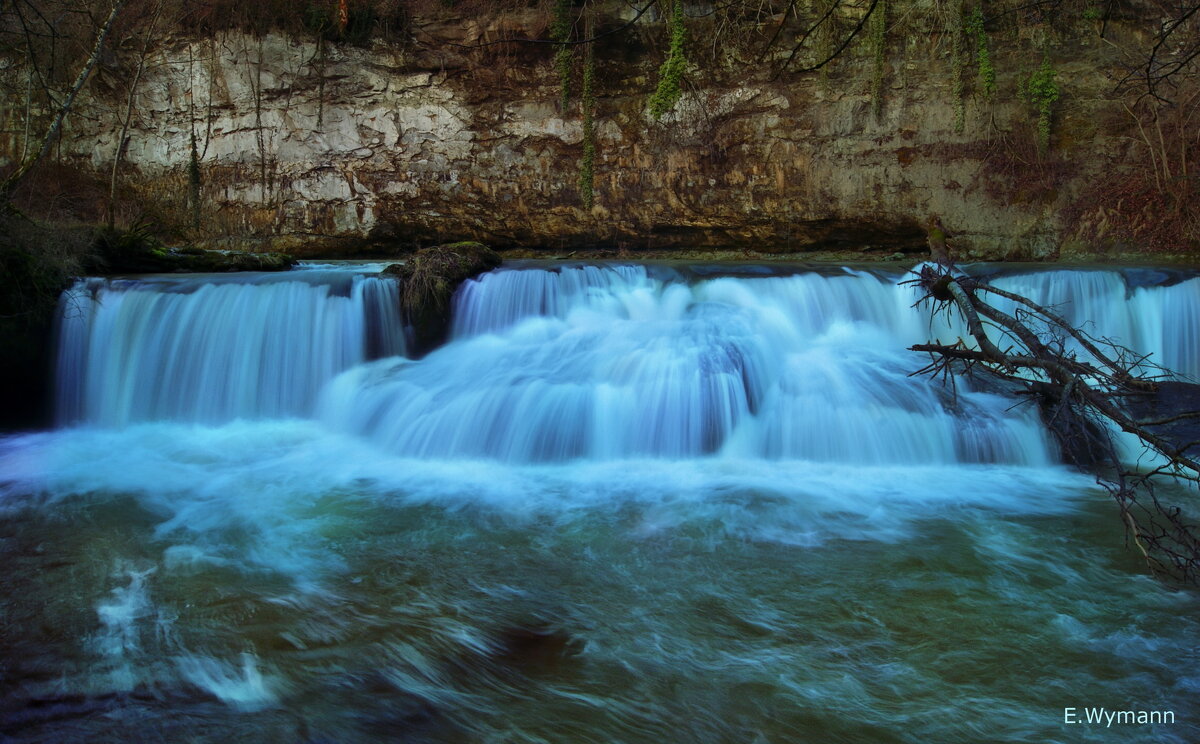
[384,241,502,355]
[13,3,1164,258]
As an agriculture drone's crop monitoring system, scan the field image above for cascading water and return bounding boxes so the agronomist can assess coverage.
[322,266,1054,464]
[54,269,404,426]
[2,262,1198,744]
[987,269,1200,378]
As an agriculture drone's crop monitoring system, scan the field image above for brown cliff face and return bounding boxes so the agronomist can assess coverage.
[22,3,1180,258]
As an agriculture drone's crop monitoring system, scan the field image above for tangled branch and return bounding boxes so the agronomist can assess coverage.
[907,265,1200,583]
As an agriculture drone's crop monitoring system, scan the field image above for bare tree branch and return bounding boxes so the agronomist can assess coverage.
[907,264,1200,583]
[0,0,128,200]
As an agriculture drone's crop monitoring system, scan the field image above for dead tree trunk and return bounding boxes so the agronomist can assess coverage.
[909,264,1200,583]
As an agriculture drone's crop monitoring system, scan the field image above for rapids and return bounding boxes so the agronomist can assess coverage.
[0,262,1196,743]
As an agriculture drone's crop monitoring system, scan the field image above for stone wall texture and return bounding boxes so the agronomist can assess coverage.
[20,3,1152,257]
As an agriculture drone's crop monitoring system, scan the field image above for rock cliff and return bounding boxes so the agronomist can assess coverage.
[16,3,1170,258]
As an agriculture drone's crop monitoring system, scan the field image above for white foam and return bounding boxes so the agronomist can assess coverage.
[175,652,279,711]
[0,420,1095,593]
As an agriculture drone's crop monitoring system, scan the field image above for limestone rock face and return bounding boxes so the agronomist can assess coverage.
[35,10,1131,258]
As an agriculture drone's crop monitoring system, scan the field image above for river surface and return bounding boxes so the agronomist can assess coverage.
[0,262,1197,742]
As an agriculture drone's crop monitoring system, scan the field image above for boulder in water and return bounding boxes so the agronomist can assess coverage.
[383,241,501,356]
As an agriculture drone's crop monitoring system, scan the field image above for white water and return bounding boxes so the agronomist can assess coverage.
[320,264,1200,465]
[55,271,404,425]
[3,262,1198,743]
[988,269,1200,379]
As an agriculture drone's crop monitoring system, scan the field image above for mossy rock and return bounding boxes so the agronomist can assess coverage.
[168,249,296,272]
[92,227,296,274]
[383,241,502,356]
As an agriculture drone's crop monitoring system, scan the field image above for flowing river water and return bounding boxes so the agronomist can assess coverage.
[0,262,1197,742]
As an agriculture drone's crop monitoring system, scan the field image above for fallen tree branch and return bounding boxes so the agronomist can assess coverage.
[907,264,1200,583]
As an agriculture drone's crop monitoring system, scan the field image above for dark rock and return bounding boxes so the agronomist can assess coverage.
[0,313,54,431]
[1,692,123,733]
[492,622,582,674]
[95,246,296,274]
[92,226,296,274]
[0,222,84,430]
[1123,381,1200,460]
[167,248,296,272]
[1028,380,1114,467]
[383,241,502,356]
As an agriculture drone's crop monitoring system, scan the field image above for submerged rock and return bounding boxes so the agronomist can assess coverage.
[383,241,501,356]
[492,622,582,674]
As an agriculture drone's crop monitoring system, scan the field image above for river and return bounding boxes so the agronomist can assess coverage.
[0,262,1196,742]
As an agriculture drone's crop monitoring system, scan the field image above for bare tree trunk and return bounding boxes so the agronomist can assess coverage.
[253,36,268,205]
[1,0,128,200]
[20,65,34,163]
[107,0,163,227]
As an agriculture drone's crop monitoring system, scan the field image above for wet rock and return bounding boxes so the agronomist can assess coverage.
[383,241,501,356]
[94,243,296,274]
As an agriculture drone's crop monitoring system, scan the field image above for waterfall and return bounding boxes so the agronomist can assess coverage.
[16,261,1200,742]
[989,270,1200,379]
[320,265,1057,464]
[55,270,404,426]
[51,263,1199,467]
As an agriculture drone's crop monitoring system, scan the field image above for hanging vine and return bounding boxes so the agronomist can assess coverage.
[552,0,574,112]
[189,129,201,229]
[965,5,994,98]
[648,0,687,120]
[579,11,596,209]
[1021,56,1059,153]
[951,1,967,132]
[870,0,889,121]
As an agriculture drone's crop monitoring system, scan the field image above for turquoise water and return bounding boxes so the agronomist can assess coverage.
[1,263,1197,742]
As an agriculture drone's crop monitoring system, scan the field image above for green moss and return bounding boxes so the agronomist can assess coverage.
[648,0,687,120]
[965,6,994,99]
[93,222,294,273]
